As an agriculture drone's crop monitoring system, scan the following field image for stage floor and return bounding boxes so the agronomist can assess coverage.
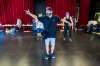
[0,32,100,66]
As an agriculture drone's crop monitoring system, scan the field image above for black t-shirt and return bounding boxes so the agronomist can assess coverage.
[39,15,60,38]
[64,18,71,30]
[66,18,71,23]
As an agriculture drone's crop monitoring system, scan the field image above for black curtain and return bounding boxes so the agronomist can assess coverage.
[89,0,100,20]
[89,0,96,20]
[34,0,46,15]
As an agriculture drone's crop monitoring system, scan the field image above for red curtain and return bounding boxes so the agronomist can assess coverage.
[0,0,34,25]
[0,0,77,24]
[46,0,76,18]
[78,0,90,28]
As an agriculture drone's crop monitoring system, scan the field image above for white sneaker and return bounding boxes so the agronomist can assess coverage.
[44,54,49,60]
[44,57,49,60]
[63,38,66,40]
[69,38,72,42]
[52,56,56,59]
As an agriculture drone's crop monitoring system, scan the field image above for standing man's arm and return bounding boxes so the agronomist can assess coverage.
[24,9,38,20]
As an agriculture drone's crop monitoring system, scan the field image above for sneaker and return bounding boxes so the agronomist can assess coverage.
[69,38,72,42]
[51,53,56,59]
[63,38,66,40]
[44,54,49,60]
[52,56,56,59]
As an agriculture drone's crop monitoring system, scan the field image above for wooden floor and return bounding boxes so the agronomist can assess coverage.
[0,32,100,66]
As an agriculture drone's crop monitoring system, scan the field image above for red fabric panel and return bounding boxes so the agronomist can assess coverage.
[78,0,90,28]
[0,0,34,25]
[46,0,77,18]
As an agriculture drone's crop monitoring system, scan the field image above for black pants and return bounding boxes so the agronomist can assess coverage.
[87,24,95,33]
[64,25,72,39]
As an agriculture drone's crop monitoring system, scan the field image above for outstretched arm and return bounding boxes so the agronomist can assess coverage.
[70,16,74,30]
[24,9,38,20]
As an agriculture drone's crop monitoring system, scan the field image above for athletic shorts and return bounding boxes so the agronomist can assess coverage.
[45,38,56,47]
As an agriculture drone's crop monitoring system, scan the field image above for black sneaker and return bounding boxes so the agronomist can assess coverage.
[51,53,56,59]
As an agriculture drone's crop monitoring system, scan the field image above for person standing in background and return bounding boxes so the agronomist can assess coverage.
[58,12,73,41]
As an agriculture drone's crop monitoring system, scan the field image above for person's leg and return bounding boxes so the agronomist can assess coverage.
[68,26,72,38]
[87,26,90,32]
[45,38,50,55]
[87,24,94,33]
[68,28,72,42]
[50,38,56,58]
[64,24,70,40]
[50,38,56,54]
[44,38,50,59]
[63,28,67,40]
[67,26,72,42]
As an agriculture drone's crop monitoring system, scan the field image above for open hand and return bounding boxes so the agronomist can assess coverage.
[24,9,31,15]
